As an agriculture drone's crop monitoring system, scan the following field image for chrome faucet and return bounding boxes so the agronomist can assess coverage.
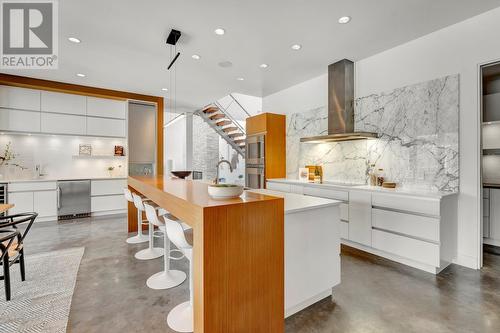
[215,159,233,184]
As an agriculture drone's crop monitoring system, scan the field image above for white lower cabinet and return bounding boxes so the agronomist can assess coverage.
[8,192,34,215]
[8,182,57,221]
[91,195,126,212]
[487,188,500,243]
[90,179,127,213]
[266,180,458,274]
[33,191,57,218]
[348,190,372,246]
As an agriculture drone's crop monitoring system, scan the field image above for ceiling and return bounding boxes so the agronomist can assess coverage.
[2,0,500,112]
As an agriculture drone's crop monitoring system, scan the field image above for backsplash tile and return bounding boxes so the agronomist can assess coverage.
[286,74,459,192]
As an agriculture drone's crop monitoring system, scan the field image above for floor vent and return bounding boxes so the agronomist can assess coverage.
[58,212,91,221]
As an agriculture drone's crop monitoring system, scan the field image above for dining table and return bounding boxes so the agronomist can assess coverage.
[0,204,13,215]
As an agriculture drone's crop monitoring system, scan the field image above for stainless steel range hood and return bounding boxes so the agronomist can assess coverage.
[300,59,378,143]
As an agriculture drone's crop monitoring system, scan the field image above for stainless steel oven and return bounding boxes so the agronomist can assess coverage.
[246,134,265,165]
[246,165,265,189]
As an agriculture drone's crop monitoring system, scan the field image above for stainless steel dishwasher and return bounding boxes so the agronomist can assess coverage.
[57,180,91,220]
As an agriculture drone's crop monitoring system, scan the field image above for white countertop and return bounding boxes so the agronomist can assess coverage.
[247,188,342,214]
[0,176,127,183]
[267,178,458,199]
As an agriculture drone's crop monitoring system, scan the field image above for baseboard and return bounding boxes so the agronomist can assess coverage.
[341,239,439,274]
[285,289,332,318]
[91,209,126,217]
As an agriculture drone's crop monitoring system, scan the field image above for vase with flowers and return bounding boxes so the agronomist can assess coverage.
[0,142,26,179]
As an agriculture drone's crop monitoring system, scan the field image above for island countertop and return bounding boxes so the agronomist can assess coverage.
[248,188,342,214]
[127,175,285,333]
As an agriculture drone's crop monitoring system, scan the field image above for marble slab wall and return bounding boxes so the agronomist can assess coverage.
[286,74,459,192]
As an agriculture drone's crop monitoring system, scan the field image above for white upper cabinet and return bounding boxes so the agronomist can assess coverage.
[41,91,86,115]
[41,113,86,135]
[0,86,40,111]
[0,108,40,132]
[86,116,126,137]
[87,97,127,119]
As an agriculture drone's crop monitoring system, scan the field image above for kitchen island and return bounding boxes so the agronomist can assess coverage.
[249,189,342,317]
[128,175,285,333]
[128,176,342,332]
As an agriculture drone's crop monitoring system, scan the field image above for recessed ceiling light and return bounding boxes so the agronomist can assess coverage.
[236,77,244,81]
[76,73,86,77]
[161,88,168,92]
[214,28,225,35]
[191,54,201,60]
[338,16,351,24]
[291,44,302,50]
[259,63,269,69]
[68,37,81,43]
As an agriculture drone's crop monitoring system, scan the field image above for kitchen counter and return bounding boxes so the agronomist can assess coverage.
[1,176,127,183]
[248,188,342,214]
[128,175,285,332]
[267,178,457,198]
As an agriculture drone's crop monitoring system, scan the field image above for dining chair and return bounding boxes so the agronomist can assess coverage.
[0,212,38,301]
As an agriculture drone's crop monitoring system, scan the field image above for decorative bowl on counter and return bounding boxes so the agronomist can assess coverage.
[208,184,244,199]
[171,171,192,179]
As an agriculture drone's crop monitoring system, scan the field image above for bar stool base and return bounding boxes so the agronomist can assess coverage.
[126,234,149,244]
[135,247,164,260]
[167,301,193,333]
[146,270,186,290]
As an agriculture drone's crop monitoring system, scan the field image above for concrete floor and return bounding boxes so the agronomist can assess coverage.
[23,215,500,333]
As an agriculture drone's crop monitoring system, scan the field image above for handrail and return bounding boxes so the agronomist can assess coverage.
[214,101,245,134]
[229,93,252,118]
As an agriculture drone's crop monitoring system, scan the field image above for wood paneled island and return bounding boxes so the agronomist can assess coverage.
[128,175,285,333]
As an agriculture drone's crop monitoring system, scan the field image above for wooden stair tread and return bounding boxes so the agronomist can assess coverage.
[234,139,246,144]
[228,132,245,138]
[203,107,219,114]
[216,120,231,126]
[209,114,225,120]
[222,127,239,133]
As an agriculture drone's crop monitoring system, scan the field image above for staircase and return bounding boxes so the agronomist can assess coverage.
[194,94,250,157]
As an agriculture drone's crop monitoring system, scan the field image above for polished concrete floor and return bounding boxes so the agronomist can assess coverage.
[23,215,500,333]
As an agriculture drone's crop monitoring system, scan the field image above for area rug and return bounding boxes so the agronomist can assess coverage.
[0,247,84,333]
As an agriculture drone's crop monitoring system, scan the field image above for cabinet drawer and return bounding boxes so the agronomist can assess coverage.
[41,112,86,135]
[0,86,40,111]
[372,208,439,242]
[34,191,57,218]
[266,182,291,193]
[0,108,40,132]
[340,203,349,221]
[8,192,34,215]
[87,97,127,119]
[91,194,126,212]
[9,181,57,192]
[372,229,440,267]
[86,117,126,137]
[290,185,304,194]
[41,91,86,115]
[340,221,349,239]
[303,186,348,201]
[372,193,440,217]
[91,179,127,196]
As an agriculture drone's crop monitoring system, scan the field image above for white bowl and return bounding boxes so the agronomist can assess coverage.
[208,184,244,199]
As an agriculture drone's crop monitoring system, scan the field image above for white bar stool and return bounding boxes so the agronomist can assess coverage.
[164,215,194,333]
[132,193,164,260]
[144,203,186,289]
[124,188,148,244]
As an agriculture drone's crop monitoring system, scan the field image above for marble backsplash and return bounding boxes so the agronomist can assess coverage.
[286,74,459,192]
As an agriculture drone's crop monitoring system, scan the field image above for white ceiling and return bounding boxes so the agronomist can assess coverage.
[2,0,500,112]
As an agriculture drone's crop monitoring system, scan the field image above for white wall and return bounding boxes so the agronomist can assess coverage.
[263,7,500,269]
[0,134,127,179]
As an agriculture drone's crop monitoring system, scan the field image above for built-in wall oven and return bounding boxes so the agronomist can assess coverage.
[245,134,265,189]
